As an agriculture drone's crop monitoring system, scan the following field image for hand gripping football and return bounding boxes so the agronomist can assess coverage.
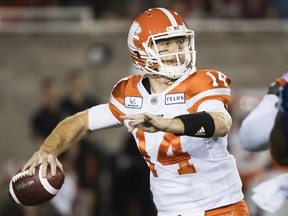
[8,164,65,206]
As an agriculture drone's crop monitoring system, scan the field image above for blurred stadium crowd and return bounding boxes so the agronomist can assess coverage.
[0,0,288,19]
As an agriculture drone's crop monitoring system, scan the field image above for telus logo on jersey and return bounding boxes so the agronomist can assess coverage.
[125,96,143,109]
[165,93,185,105]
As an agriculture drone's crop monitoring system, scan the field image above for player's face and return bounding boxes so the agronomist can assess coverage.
[151,36,187,65]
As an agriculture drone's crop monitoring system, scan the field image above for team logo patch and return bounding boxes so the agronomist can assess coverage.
[125,96,143,109]
[165,93,185,105]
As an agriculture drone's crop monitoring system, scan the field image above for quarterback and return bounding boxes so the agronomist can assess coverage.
[22,8,249,216]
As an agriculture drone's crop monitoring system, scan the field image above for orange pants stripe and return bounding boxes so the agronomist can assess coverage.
[205,199,249,216]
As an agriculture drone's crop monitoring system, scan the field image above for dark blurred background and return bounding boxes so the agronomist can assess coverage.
[1,0,288,216]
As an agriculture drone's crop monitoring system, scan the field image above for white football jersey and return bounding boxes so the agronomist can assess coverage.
[90,69,244,215]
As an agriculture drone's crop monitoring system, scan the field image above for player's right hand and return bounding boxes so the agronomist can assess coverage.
[21,150,63,178]
[267,80,281,95]
[267,72,288,95]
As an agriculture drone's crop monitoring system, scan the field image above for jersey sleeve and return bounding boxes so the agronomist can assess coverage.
[88,104,121,131]
[183,69,231,113]
[197,99,228,113]
[239,94,279,151]
[108,75,142,123]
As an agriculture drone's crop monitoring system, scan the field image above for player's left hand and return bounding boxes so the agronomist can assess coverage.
[121,113,168,132]
[121,113,184,133]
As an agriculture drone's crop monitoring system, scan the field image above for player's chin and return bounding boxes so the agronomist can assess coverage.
[162,60,178,66]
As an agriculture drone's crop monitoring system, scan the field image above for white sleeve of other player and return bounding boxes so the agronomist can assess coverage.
[88,104,121,131]
[239,94,279,152]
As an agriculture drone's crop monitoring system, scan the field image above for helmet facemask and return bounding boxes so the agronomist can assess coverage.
[143,27,196,79]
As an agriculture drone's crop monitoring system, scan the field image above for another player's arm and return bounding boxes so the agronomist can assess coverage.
[122,111,231,138]
[238,80,280,152]
[22,110,90,176]
[270,81,288,166]
[270,111,288,166]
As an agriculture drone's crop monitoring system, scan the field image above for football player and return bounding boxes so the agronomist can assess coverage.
[270,81,288,165]
[22,8,249,216]
[239,72,288,213]
[239,73,288,152]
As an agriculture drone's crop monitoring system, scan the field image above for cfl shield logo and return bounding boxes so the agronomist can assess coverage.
[128,21,142,42]
[150,96,158,105]
[125,96,143,109]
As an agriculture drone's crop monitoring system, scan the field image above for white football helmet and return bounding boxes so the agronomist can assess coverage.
[127,8,196,79]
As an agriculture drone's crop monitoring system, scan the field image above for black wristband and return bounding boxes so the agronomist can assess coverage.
[174,111,215,138]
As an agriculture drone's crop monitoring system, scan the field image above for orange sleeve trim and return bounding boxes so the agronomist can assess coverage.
[111,80,128,106]
[111,75,143,106]
[108,102,125,124]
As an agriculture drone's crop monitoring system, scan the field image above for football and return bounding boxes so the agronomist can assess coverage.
[8,164,65,206]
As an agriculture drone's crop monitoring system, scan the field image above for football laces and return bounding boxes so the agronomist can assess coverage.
[12,169,35,182]
[12,170,29,182]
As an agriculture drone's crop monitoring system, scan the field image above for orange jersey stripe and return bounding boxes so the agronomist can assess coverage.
[108,102,125,123]
[109,75,143,122]
[169,69,231,101]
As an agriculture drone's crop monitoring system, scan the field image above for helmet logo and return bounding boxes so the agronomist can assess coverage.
[129,21,142,42]
[167,25,186,32]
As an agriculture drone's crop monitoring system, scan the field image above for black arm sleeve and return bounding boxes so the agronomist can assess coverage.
[174,111,215,138]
